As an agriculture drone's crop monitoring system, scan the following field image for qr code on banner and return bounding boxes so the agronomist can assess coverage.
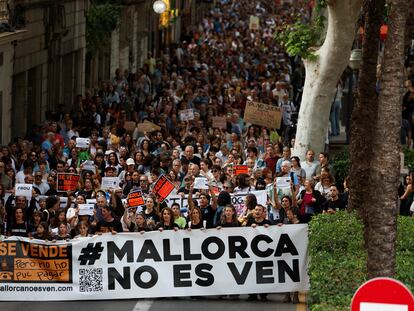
[79,268,103,292]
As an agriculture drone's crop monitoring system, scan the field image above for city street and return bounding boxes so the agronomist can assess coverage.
[0,294,306,311]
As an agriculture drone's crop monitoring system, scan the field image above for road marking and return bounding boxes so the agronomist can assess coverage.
[296,292,307,311]
[133,300,154,311]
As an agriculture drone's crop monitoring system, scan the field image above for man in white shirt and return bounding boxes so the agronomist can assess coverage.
[302,149,319,181]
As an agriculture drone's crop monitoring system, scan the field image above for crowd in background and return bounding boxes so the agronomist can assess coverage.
[1,0,414,296]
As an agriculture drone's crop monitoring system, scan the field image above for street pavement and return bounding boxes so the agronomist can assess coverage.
[0,294,307,311]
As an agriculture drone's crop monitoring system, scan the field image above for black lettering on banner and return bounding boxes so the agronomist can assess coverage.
[183,238,202,260]
[173,264,192,287]
[108,267,131,290]
[256,261,274,284]
[107,241,134,264]
[163,239,182,261]
[274,234,299,256]
[137,240,162,262]
[251,235,273,257]
[201,237,225,260]
[195,264,214,287]
[228,236,249,259]
[227,262,252,285]
[134,266,158,289]
[278,259,300,283]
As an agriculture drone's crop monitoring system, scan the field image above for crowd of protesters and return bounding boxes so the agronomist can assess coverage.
[0,0,413,302]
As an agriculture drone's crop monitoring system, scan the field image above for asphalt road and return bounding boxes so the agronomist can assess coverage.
[0,294,306,311]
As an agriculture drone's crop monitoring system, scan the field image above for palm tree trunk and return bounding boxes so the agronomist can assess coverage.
[366,0,408,278]
[349,0,384,215]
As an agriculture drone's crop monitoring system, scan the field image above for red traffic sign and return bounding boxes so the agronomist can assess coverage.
[351,278,414,311]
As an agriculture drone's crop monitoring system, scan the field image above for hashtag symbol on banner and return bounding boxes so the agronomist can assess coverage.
[78,243,104,265]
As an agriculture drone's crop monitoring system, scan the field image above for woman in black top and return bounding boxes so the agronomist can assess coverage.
[8,207,31,237]
[155,208,179,231]
[186,207,204,230]
[216,205,240,228]
[143,194,160,229]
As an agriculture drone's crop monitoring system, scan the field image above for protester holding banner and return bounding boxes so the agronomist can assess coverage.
[155,207,179,231]
[7,206,31,237]
[142,194,160,229]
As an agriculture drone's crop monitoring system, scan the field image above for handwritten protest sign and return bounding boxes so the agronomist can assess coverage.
[57,174,80,192]
[212,116,227,129]
[244,101,282,129]
[137,120,161,133]
[249,15,260,30]
[179,109,195,121]
[15,184,33,198]
[101,177,119,190]
[81,160,95,172]
[127,190,145,208]
[152,175,176,203]
[234,165,249,175]
[124,121,136,133]
[76,137,90,149]
[78,204,95,216]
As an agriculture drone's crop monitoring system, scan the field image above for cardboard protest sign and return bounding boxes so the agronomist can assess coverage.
[234,165,249,176]
[101,177,119,190]
[244,101,282,129]
[76,137,90,149]
[152,175,176,203]
[15,184,33,198]
[124,121,136,133]
[127,190,145,208]
[249,15,260,30]
[57,174,80,192]
[194,177,209,190]
[78,204,95,216]
[137,120,161,133]
[179,109,195,121]
[212,116,227,129]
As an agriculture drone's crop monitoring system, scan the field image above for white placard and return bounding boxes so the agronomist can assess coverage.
[276,177,291,188]
[82,160,96,172]
[360,302,408,311]
[78,203,95,216]
[76,137,90,149]
[15,184,33,198]
[101,177,119,190]
[86,199,97,204]
[194,177,209,190]
[179,109,195,121]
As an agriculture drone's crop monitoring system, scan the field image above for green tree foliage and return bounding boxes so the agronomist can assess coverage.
[276,2,327,60]
[86,0,121,56]
[309,212,414,310]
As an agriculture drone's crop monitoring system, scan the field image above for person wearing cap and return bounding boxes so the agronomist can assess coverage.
[118,158,135,185]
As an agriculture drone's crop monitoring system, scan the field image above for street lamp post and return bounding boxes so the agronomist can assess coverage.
[345,49,362,143]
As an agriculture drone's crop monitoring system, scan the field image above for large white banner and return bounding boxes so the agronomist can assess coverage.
[0,225,309,301]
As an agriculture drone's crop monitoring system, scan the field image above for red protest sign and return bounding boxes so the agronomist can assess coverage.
[234,165,249,175]
[127,190,145,208]
[57,174,80,192]
[152,175,176,203]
